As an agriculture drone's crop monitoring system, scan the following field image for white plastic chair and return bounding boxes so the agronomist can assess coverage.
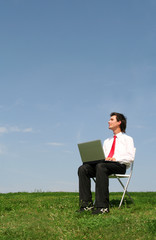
[93,148,136,209]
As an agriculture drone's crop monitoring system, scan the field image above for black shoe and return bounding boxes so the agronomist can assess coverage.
[92,207,109,215]
[76,206,94,213]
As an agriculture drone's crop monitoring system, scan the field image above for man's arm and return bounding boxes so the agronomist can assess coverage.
[114,136,135,165]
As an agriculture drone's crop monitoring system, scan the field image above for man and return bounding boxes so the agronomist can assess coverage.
[77,112,135,214]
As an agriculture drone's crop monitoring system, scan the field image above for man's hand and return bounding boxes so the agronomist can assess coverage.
[105,157,116,161]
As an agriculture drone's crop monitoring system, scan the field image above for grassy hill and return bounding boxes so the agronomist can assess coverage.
[0,192,155,240]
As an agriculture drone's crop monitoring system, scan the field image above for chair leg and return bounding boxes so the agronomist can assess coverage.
[117,177,134,208]
[93,177,134,208]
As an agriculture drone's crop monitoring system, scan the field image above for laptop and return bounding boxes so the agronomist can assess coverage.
[78,140,105,164]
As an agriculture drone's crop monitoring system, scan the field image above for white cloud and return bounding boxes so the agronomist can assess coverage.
[23,128,33,133]
[0,126,33,134]
[46,142,64,146]
[10,126,21,132]
[76,130,82,143]
[133,125,145,129]
[0,127,8,133]
[63,150,73,154]
[0,144,7,155]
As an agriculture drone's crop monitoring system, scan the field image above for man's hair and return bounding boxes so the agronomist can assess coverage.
[110,112,127,133]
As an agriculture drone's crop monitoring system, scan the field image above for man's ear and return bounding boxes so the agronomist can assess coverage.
[118,121,121,126]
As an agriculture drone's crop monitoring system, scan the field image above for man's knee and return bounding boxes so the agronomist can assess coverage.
[78,165,86,176]
[96,163,109,174]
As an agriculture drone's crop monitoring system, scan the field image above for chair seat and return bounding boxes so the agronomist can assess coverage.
[109,174,130,178]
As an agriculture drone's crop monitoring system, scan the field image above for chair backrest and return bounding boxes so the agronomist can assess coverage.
[132,147,136,167]
[128,147,136,175]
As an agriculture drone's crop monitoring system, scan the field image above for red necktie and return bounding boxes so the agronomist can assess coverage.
[108,135,117,158]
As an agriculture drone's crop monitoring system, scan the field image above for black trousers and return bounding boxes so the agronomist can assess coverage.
[78,162,126,209]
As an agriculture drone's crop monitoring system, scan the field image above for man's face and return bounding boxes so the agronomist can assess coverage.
[108,115,121,131]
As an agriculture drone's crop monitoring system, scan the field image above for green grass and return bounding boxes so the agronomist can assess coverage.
[0,192,155,240]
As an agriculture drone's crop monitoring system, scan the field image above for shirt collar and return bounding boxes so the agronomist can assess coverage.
[114,132,123,138]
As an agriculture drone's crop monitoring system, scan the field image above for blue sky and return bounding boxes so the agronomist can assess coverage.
[0,0,156,193]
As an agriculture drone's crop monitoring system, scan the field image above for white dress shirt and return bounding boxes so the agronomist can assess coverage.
[103,132,135,168]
